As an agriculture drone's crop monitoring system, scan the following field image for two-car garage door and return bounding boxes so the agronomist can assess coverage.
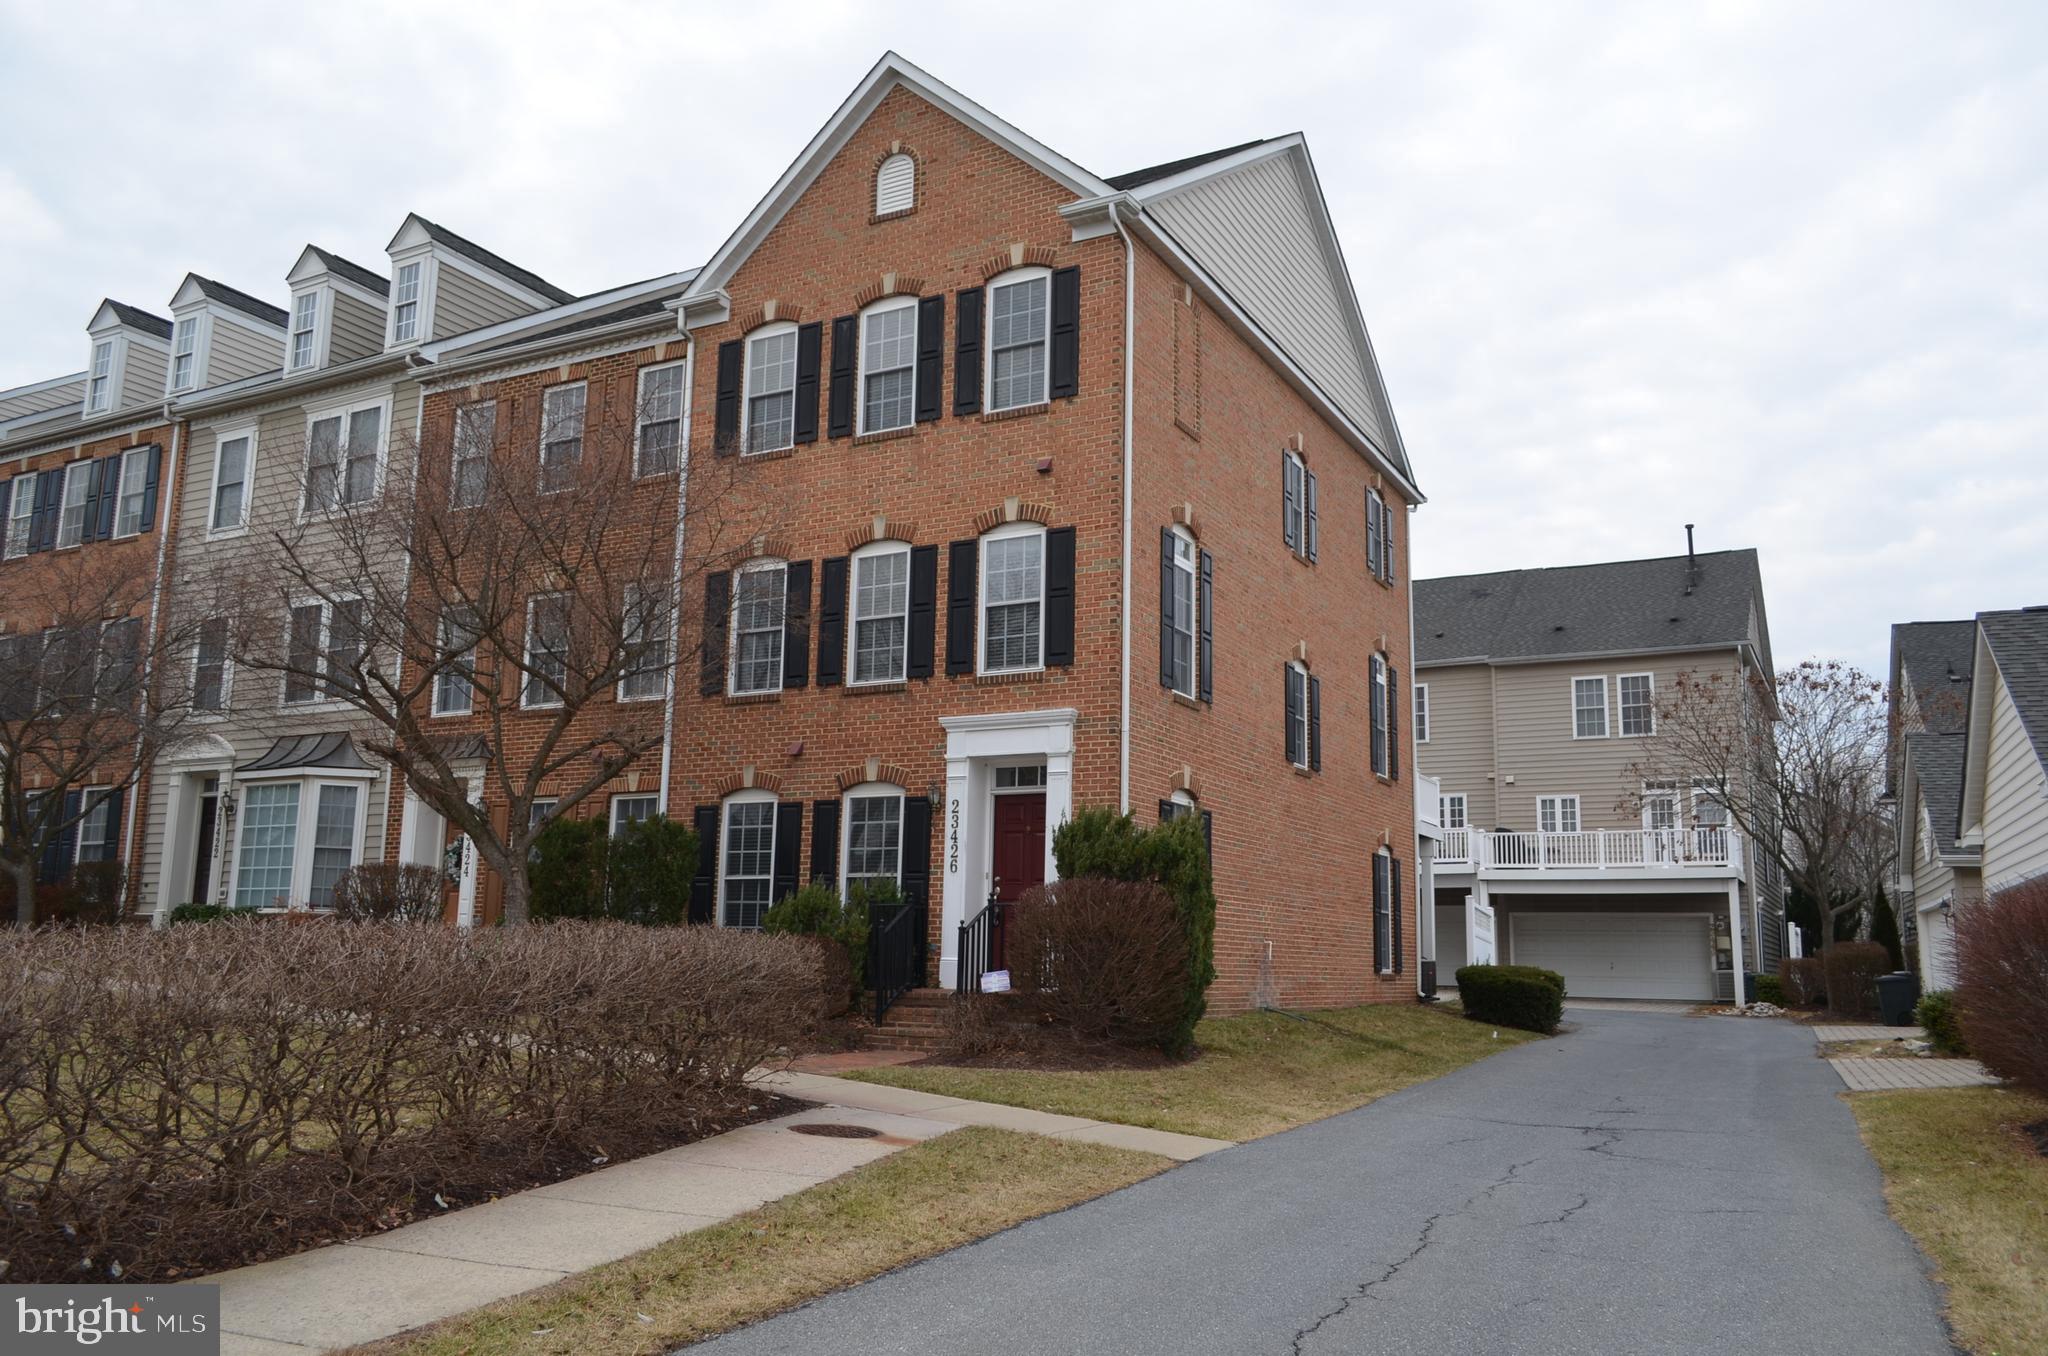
[1510,912,1714,1001]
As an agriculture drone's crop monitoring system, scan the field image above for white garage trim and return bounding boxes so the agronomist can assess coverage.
[1509,911,1715,1001]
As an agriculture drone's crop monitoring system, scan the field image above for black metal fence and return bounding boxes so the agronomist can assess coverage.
[868,884,927,1022]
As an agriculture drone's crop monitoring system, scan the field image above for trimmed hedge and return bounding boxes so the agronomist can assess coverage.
[1779,956,1827,1007]
[1753,973,1786,1006]
[1915,989,1966,1056]
[1821,941,1891,1021]
[1456,963,1565,1033]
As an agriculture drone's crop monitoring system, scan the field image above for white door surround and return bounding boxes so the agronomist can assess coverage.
[397,767,483,928]
[937,707,1076,987]
[149,735,237,922]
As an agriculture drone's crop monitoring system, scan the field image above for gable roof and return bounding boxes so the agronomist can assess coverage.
[186,275,290,329]
[304,246,391,297]
[94,300,173,340]
[1891,620,1976,734]
[1107,139,1272,190]
[403,215,576,306]
[1906,730,1970,855]
[1416,548,1769,667]
[1978,608,2048,771]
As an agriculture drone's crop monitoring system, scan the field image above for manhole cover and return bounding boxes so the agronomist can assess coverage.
[789,1122,882,1139]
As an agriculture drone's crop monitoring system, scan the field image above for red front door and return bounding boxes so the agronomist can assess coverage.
[990,792,1047,969]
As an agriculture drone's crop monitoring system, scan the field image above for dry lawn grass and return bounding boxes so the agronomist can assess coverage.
[350,1127,1166,1356]
[847,1002,1537,1140]
[1852,1086,2048,1356]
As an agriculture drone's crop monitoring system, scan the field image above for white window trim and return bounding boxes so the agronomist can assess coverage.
[227,774,372,912]
[288,288,325,372]
[1414,682,1430,743]
[717,789,780,930]
[281,594,365,709]
[85,338,123,415]
[521,592,570,710]
[450,399,495,509]
[1287,659,1312,770]
[728,558,789,696]
[1641,780,1680,831]
[206,425,257,538]
[875,152,915,215]
[737,324,798,457]
[1166,525,1198,699]
[190,618,233,720]
[111,446,152,539]
[1617,671,1657,737]
[1571,674,1610,740]
[977,521,1047,677]
[840,781,906,894]
[54,459,92,549]
[1283,449,1308,556]
[385,255,436,349]
[1370,652,1391,776]
[1439,793,1467,830]
[167,314,205,394]
[617,581,670,703]
[538,380,587,494]
[610,793,662,836]
[634,359,688,476]
[431,611,477,717]
[848,540,912,687]
[5,472,34,558]
[856,296,918,437]
[984,266,1052,413]
[298,393,393,521]
[1537,794,1582,834]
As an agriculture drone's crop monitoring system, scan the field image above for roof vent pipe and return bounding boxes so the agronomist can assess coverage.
[1684,523,1698,595]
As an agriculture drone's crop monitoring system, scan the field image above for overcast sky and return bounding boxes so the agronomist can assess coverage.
[2,1,2042,673]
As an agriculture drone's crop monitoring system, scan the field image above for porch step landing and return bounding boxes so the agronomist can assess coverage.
[868,988,954,1052]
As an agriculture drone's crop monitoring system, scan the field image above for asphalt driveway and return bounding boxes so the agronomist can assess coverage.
[687,1009,1954,1355]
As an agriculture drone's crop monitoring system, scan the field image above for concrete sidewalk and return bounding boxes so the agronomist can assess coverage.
[210,1073,1227,1354]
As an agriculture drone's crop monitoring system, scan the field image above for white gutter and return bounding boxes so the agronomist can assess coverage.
[129,410,182,923]
[657,333,696,812]
[1110,201,1136,815]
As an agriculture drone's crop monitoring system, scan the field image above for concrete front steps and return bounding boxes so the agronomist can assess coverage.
[867,988,954,1051]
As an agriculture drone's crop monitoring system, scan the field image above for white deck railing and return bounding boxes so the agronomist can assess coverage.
[1435,827,1739,873]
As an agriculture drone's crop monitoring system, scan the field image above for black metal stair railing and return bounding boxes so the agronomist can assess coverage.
[868,883,927,1023]
[954,889,1008,998]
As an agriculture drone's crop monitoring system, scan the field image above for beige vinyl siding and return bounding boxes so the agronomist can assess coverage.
[430,266,536,341]
[329,292,387,365]
[119,342,168,409]
[1415,664,1497,828]
[1143,154,1387,447]
[207,316,284,385]
[1981,672,2048,887]
[0,379,84,421]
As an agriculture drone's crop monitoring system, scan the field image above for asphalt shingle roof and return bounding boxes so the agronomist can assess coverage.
[414,217,575,304]
[1891,620,1976,735]
[1906,730,1969,852]
[1415,549,1768,669]
[1979,607,2048,771]
[190,276,289,329]
[103,301,172,340]
[1106,139,1272,190]
[306,246,391,297]
[475,294,682,352]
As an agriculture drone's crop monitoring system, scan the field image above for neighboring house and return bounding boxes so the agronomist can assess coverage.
[1413,546,1782,1003]
[1896,608,2048,986]
[662,53,1420,1011]
[0,301,181,902]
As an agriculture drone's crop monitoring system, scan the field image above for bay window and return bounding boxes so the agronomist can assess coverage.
[231,778,369,911]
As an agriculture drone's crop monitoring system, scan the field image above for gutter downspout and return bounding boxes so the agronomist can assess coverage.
[130,410,182,924]
[1407,502,1424,998]
[1111,202,1136,815]
[657,333,696,813]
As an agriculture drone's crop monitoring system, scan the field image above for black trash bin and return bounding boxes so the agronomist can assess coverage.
[1877,971,1921,1027]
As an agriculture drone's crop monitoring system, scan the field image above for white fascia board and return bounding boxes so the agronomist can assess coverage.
[1122,135,1306,202]
[0,371,87,402]
[421,269,699,362]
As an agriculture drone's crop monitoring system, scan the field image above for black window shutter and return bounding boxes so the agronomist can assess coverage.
[1305,470,1319,562]
[1049,266,1081,399]
[946,539,978,675]
[42,789,83,885]
[1391,856,1404,974]
[1198,550,1214,704]
[96,454,123,538]
[1366,491,1382,580]
[815,556,848,687]
[0,479,11,557]
[79,459,108,542]
[782,560,811,689]
[810,799,840,884]
[690,806,719,923]
[1372,852,1390,973]
[901,796,933,910]
[140,445,161,531]
[1282,455,1298,551]
[1388,663,1400,781]
[1044,525,1076,667]
[771,801,803,904]
[1284,666,1302,766]
[1370,657,1386,775]
[92,788,124,860]
[954,287,984,415]
[30,470,59,553]
[1309,674,1322,772]
[907,544,938,679]
[793,322,822,444]
[915,294,945,423]
[1383,507,1397,584]
[713,340,742,455]
[699,571,730,696]
[828,315,857,438]
[1158,798,1177,823]
[1159,526,1175,688]
[1201,810,1214,867]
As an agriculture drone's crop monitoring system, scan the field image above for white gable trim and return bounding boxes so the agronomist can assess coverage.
[676,51,1111,324]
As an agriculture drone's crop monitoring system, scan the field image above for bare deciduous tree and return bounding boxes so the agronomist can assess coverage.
[1624,659,1892,949]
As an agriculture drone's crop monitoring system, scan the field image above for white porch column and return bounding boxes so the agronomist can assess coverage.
[938,756,974,989]
[1726,880,1748,1009]
[152,772,192,923]
[453,778,482,930]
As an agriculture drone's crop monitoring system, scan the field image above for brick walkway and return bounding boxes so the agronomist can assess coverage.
[1828,1058,1999,1091]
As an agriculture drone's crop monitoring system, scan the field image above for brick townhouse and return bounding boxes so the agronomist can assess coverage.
[659,54,1423,1010]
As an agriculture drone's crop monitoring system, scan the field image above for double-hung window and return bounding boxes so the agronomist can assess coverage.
[611,794,661,835]
[619,583,670,701]
[1572,676,1609,738]
[1618,673,1655,736]
[391,261,423,343]
[539,383,586,492]
[450,400,494,508]
[1692,780,1729,829]
[210,431,252,533]
[851,544,910,684]
[1538,795,1581,834]
[1414,683,1430,743]
[289,292,319,370]
[113,447,151,537]
[842,786,903,894]
[743,329,797,454]
[5,476,32,558]
[1439,794,1467,830]
[170,317,199,392]
[729,562,787,695]
[55,461,90,548]
[1286,661,1312,769]
[433,608,477,716]
[1282,450,1316,558]
[987,270,1050,412]
[859,299,916,434]
[522,593,570,709]
[1164,528,1197,697]
[980,526,1043,674]
[1642,781,1679,832]
[720,795,777,929]
[304,400,384,513]
[635,362,685,474]
[1372,850,1393,973]
[192,617,231,713]
[1370,654,1390,776]
[307,784,360,907]
[87,341,113,414]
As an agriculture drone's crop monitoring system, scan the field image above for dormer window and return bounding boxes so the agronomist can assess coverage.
[170,317,200,391]
[86,341,114,414]
[876,153,915,216]
[391,262,423,344]
[289,293,319,370]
